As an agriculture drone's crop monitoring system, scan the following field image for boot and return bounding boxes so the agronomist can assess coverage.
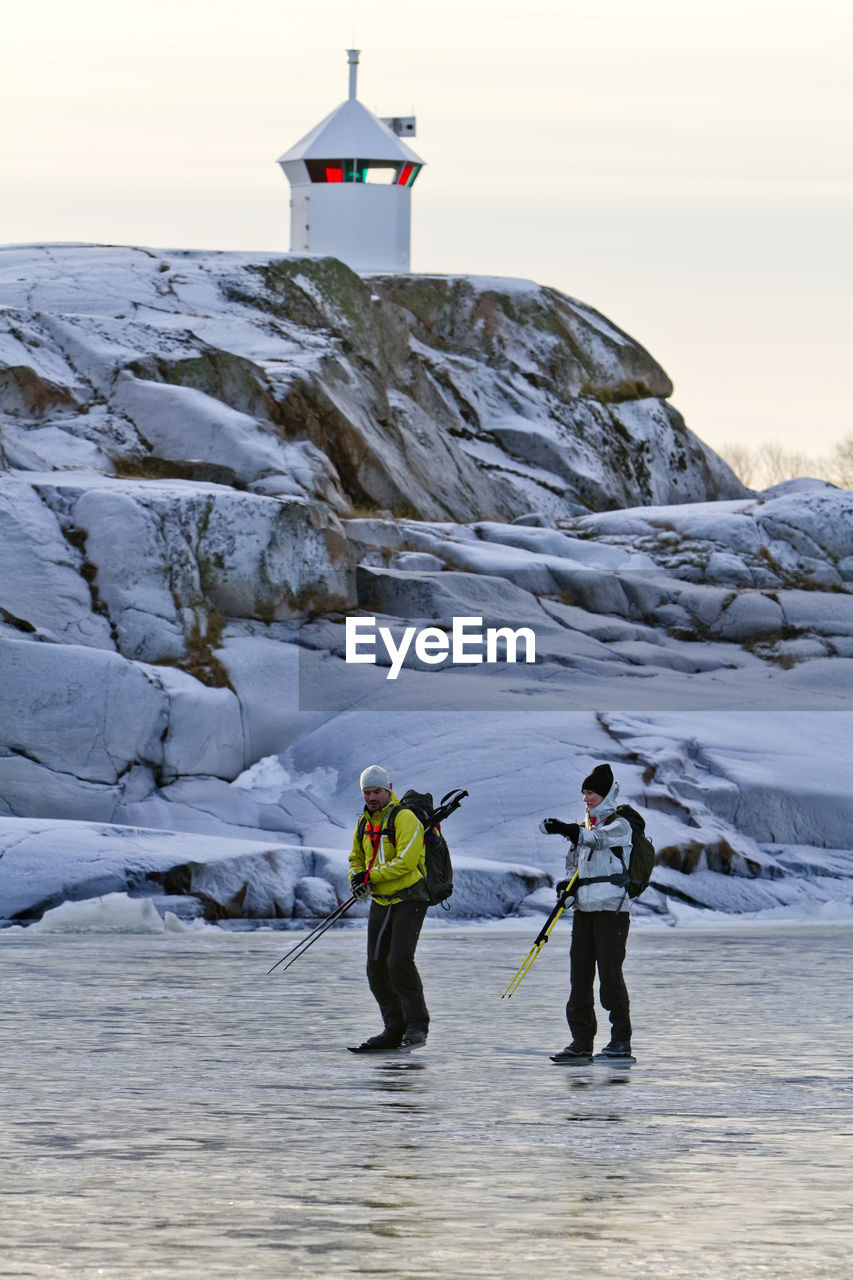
[597,1040,632,1058]
[347,1029,404,1053]
[551,1041,593,1062]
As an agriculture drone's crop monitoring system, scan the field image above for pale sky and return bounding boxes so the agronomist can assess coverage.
[3,0,851,458]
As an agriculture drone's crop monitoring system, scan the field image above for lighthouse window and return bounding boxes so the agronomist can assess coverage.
[306,161,346,183]
[363,163,399,184]
[304,159,419,185]
[396,164,421,187]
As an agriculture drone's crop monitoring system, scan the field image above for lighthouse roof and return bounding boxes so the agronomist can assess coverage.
[278,98,424,166]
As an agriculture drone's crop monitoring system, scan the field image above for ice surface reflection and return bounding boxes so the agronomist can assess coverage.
[0,923,850,1278]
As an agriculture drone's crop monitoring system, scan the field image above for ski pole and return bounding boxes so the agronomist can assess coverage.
[430,789,468,829]
[409,788,469,840]
[267,894,357,975]
[267,822,389,977]
[501,891,569,998]
[501,907,563,999]
[501,871,578,999]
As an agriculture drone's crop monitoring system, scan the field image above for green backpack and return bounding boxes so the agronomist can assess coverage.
[604,804,656,899]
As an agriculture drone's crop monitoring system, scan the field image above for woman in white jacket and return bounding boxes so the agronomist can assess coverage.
[539,763,635,1063]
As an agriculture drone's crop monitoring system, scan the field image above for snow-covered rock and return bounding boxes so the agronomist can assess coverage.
[1,244,850,927]
[0,818,548,925]
[2,706,850,928]
[0,244,746,522]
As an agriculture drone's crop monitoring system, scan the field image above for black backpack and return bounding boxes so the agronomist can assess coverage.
[359,788,467,908]
[603,804,656,898]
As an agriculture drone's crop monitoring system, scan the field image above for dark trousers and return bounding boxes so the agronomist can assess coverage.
[366,899,429,1035]
[566,910,631,1044]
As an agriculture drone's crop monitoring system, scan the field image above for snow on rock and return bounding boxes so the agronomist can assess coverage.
[0,476,113,647]
[320,495,853,705]
[293,875,338,918]
[277,710,853,924]
[1,244,851,927]
[0,637,168,783]
[0,633,250,800]
[0,817,549,926]
[0,244,746,522]
[375,272,741,511]
[27,472,356,653]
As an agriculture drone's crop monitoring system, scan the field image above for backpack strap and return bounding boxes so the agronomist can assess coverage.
[359,805,400,848]
[575,810,628,889]
[599,810,629,867]
[358,805,400,870]
[383,804,400,846]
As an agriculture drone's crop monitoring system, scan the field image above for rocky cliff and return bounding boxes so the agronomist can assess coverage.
[1,243,850,927]
[0,245,744,522]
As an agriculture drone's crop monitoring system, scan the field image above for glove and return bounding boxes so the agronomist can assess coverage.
[555,879,572,896]
[539,819,580,843]
[349,872,371,900]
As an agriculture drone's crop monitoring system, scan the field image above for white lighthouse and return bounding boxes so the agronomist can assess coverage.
[277,50,425,273]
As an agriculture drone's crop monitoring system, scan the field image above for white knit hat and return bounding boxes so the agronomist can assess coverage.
[359,765,392,791]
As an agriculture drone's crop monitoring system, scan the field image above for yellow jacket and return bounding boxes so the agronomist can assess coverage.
[349,792,426,906]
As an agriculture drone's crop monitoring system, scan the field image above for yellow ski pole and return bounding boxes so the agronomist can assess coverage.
[501,872,578,998]
[501,905,564,998]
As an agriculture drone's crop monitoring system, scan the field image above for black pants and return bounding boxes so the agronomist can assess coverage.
[366,899,429,1036]
[566,910,631,1044]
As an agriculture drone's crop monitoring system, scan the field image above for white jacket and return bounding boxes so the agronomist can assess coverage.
[564,781,632,913]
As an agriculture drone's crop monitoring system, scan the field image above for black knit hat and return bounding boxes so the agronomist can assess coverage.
[582,763,613,797]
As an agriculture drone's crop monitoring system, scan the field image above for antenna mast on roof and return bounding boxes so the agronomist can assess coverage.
[347,49,359,101]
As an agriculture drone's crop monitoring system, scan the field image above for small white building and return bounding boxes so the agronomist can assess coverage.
[277,50,425,274]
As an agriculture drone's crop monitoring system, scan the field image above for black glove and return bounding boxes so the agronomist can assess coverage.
[350,872,371,900]
[555,879,572,896]
[539,819,580,842]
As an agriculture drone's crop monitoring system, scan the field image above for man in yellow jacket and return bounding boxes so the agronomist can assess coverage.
[347,764,430,1053]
